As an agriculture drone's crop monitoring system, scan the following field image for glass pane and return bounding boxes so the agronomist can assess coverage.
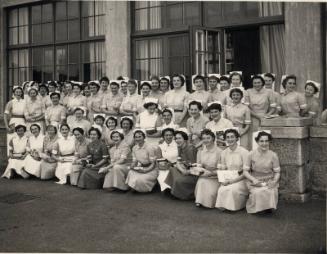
[82,43,90,62]
[19,8,29,26]
[9,50,18,68]
[33,66,42,82]
[82,1,94,17]
[69,44,79,64]
[184,2,200,25]
[95,16,104,36]
[68,1,79,18]
[42,4,53,22]
[9,9,18,27]
[56,46,67,65]
[56,1,67,20]
[44,47,53,65]
[169,57,183,74]
[68,19,80,40]
[223,2,259,20]
[56,66,68,81]
[167,4,182,27]
[19,49,29,67]
[9,27,18,45]
[135,9,147,31]
[82,17,94,38]
[68,64,79,80]
[95,42,105,62]
[150,59,163,76]
[82,63,91,81]
[135,1,148,9]
[149,7,162,30]
[43,66,53,81]
[32,24,42,43]
[150,1,161,7]
[169,35,188,56]
[135,60,149,80]
[32,5,41,24]
[89,42,95,62]
[33,48,43,66]
[19,26,29,44]
[42,23,53,43]
[135,40,148,59]
[19,68,30,83]
[95,1,105,15]
[56,21,67,41]
[13,69,19,86]
[150,39,162,58]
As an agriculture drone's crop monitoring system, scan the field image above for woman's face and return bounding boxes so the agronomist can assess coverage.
[75,110,83,119]
[231,92,242,104]
[73,130,83,141]
[112,133,122,144]
[163,131,174,144]
[110,84,119,94]
[39,87,47,96]
[31,126,40,137]
[175,133,185,147]
[90,84,99,94]
[264,77,274,89]
[194,79,205,90]
[14,88,23,98]
[202,134,214,146]
[134,132,144,143]
[162,111,172,123]
[28,89,37,98]
[60,126,70,137]
[48,85,56,93]
[151,80,160,91]
[189,105,200,117]
[84,86,91,97]
[51,95,60,104]
[65,84,73,93]
[160,80,169,92]
[101,81,108,91]
[89,130,99,141]
[253,78,264,91]
[95,118,104,126]
[121,83,128,95]
[285,78,296,92]
[106,119,116,130]
[209,109,221,121]
[127,83,137,94]
[141,85,151,96]
[47,127,56,137]
[73,86,81,95]
[16,127,25,137]
[231,75,241,86]
[220,80,230,91]
[121,120,131,131]
[173,77,182,88]
[209,79,218,90]
[305,85,316,97]
[257,135,270,151]
[225,132,237,146]
[147,104,157,114]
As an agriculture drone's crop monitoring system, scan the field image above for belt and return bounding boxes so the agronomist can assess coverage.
[60,153,75,157]
[11,115,24,118]
[140,163,151,167]
[173,109,183,112]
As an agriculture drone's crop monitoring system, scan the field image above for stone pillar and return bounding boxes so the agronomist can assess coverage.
[104,1,131,79]
[284,3,323,94]
[309,126,327,197]
[260,117,313,202]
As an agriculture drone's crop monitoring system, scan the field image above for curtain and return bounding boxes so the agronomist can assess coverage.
[259,2,283,17]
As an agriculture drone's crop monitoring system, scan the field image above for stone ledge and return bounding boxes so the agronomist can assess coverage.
[260,126,308,139]
[279,164,311,194]
[310,126,327,138]
[310,139,327,162]
[261,117,313,127]
[279,192,311,202]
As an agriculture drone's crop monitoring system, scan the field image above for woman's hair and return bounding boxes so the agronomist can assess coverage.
[140,82,152,90]
[230,72,243,82]
[133,130,146,139]
[50,92,61,99]
[73,127,84,135]
[223,128,240,140]
[193,75,206,84]
[263,73,275,82]
[89,81,100,91]
[172,74,185,87]
[46,124,58,134]
[200,128,215,141]
[39,84,49,94]
[110,81,120,88]
[282,75,297,89]
[60,123,70,131]
[229,88,244,99]
[110,130,124,140]
[208,75,220,82]
[74,107,85,114]
[28,87,39,96]
[30,123,41,132]
[305,82,319,94]
[219,76,230,84]
[207,103,222,112]
[13,86,24,96]
[15,124,26,132]
[174,131,189,141]
[72,83,82,90]
[128,79,138,87]
[120,117,134,129]
[161,128,175,138]
[105,116,118,128]
[160,76,170,84]
[188,100,203,111]
[48,81,57,88]
[161,108,173,116]
[150,75,160,83]
[88,127,102,139]
[100,76,110,84]
[251,75,265,86]
[255,131,273,142]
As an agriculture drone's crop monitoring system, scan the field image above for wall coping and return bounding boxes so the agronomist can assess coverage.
[310,126,327,138]
[261,117,313,127]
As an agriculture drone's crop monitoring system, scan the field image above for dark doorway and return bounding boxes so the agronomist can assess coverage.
[226,27,260,89]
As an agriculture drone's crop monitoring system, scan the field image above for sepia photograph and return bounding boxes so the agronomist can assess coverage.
[0,0,325,253]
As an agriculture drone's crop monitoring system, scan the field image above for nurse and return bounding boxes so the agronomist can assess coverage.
[150,76,163,100]
[304,81,321,124]
[45,92,66,127]
[188,75,211,111]
[119,79,140,119]
[101,80,123,118]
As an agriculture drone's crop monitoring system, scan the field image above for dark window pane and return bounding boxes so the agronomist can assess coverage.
[44,47,53,65]
[69,44,79,64]
[169,56,183,74]
[68,64,79,80]
[42,4,53,22]
[135,60,149,80]
[33,48,43,66]
[56,46,67,65]
[9,50,18,68]
[223,2,259,21]
[43,66,53,81]
[32,5,41,24]
[82,63,91,81]
[33,66,42,82]
[9,27,18,45]
[184,2,200,25]
[9,9,18,27]
[167,4,183,27]
[56,21,67,41]
[134,9,147,31]
[19,68,30,83]
[19,49,29,67]
[82,17,94,38]
[68,19,80,40]
[68,1,79,19]
[42,23,53,43]
[56,66,68,81]
[135,40,148,59]
[32,24,42,43]
[82,43,90,62]
[56,1,67,20]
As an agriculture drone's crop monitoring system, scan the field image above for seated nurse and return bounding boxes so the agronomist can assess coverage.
[243,131,281,214]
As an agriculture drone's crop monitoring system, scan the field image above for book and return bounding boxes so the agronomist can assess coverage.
[217,170,239,183]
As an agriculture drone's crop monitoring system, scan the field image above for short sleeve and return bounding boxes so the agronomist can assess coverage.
[271,152,281,173]
[4,101,12,115]
[60,107,66,119]
[147,145,156,162]
[244,106,252,124]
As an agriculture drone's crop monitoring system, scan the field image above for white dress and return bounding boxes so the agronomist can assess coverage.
[55,136,76,182]
[138,111,160,147]
[2,135,28,179]
[24,134,45,177]
[157,141,178,191]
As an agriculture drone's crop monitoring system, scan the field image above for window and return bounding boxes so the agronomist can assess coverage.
[7,1,106,88]
[134,1,162,31]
